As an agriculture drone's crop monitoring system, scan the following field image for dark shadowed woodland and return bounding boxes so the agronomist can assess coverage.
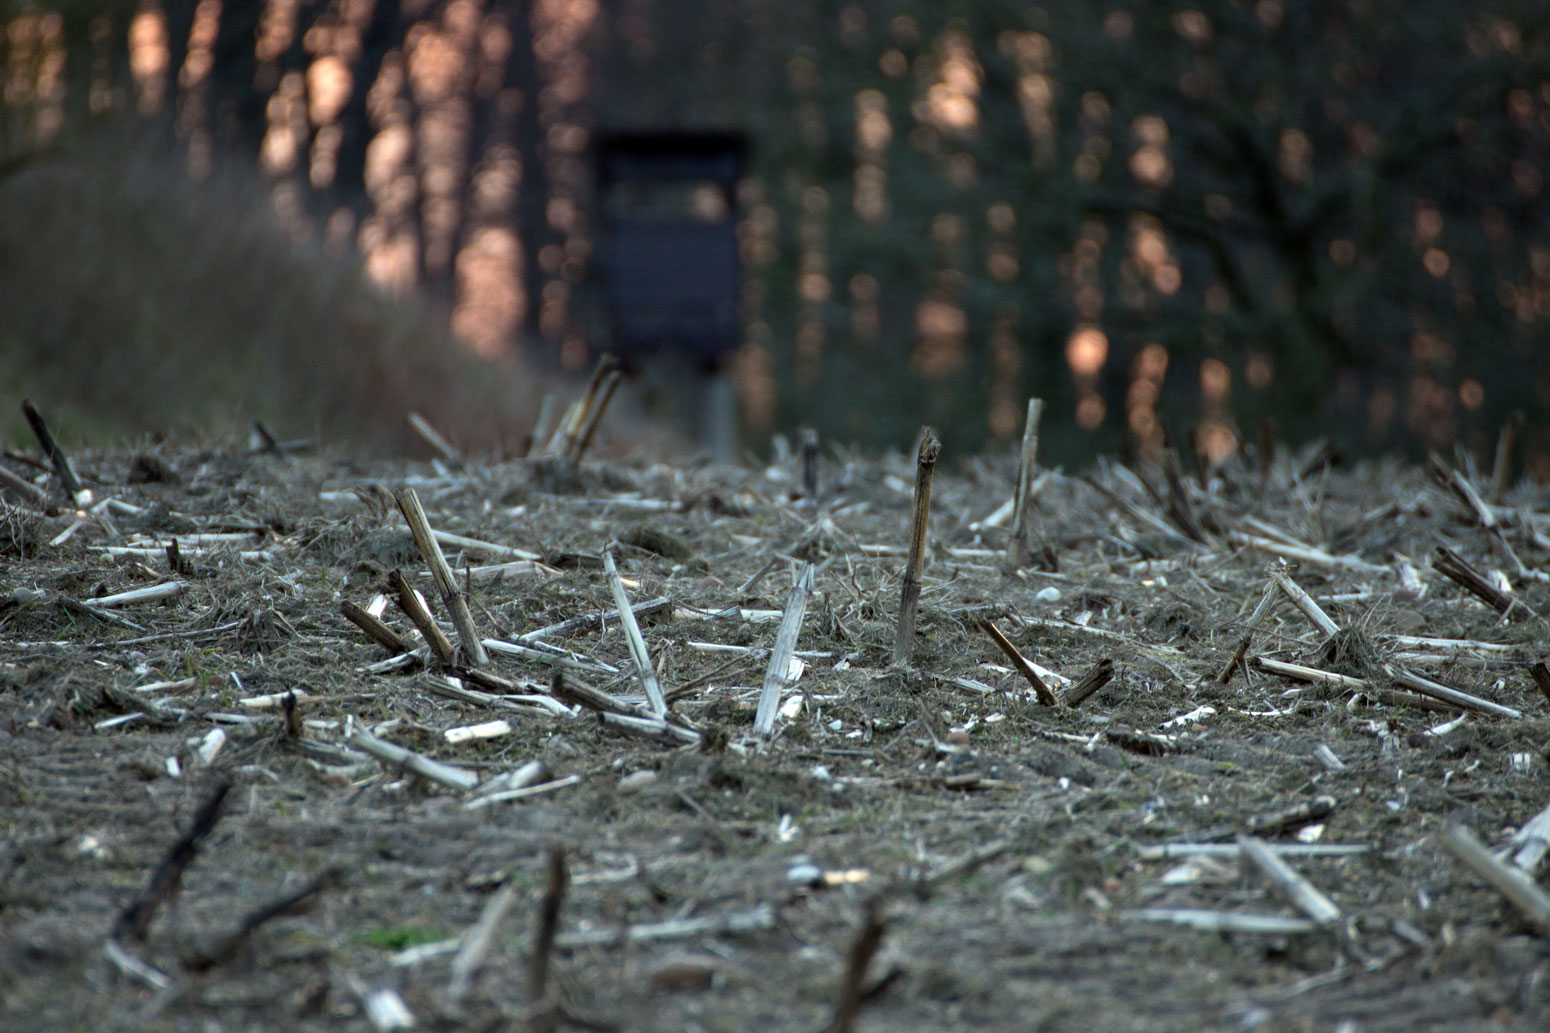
[5,3,1550,1032]
[2,0,1550,463]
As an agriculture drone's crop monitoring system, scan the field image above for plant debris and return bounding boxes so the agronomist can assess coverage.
[4,431,1550,1031]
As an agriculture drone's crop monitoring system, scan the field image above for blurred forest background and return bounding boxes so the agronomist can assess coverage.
[2,0,1549,470]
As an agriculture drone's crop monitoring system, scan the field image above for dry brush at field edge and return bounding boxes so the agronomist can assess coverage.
[3,437,1550,1033]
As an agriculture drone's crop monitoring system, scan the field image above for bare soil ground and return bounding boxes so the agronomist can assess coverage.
[3,437,1550,1033]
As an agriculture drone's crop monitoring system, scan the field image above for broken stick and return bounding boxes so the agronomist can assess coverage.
[603,549,668,718]
[980,619,1060,706]
[570,367,622,463]
[1238,835,1341,926]
[800,426,820,501]
[546,354,619,459]
[396,488,488,666]
[754,562,815,737]
[22,399,89,506]
[407,411,464,469]
[1008,398,1044,565]
[113,779,233,942]
[447,881,519,1004]
[529,845,569,1002]
[1440,822,1550,935]
[1267,565,1340,637]
[823,898,888,1033]
[341,599,415,656]
[185,866,343,969]
[1492,411,1523,503]
[390,568,455,665]
[894,427,940,665]
[1064,657,1115,707]
[1434,546,1529,619]
[0,461,46,506]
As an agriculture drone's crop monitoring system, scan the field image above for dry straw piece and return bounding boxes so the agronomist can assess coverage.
[396,487,489,666]
[1008,397,1044,565]
[603,548,668,718]
[1440,823,1550,935]
[390,567,455,665]
[754,562,816,737]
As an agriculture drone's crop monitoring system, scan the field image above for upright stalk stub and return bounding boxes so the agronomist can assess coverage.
[894,427,941,665]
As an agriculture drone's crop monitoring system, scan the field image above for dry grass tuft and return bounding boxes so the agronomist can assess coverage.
[0,125,538,455]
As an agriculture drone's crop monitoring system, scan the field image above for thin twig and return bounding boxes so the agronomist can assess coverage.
[431,530,541,562]
[407,411,464,468]
[463,774,584,810]
[114,780,233,943]
[554,905,773,948]
[529,846,569,1002]
[823,898,887,1033]
[72,617,249,649]
[522,596,673,640]
[185,866,344,969]
[482,636,620,677]
[1254,656,1519,717]
[1137,842,1367,860]
[1122,909,1317,934]
[22,398,89,505]
[894,427,940,665]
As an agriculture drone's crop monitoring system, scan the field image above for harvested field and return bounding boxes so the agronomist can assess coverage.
[3,425,1550,1033]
